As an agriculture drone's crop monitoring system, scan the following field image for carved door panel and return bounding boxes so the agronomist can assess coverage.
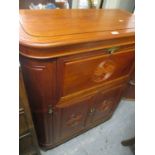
[54,96,94,142]
[91,85,124,123]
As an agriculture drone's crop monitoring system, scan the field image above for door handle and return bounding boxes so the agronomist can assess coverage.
[107,47,119,54]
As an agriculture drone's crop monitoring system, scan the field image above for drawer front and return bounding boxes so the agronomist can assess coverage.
[54,96,94,142]
[19,110,29,135]
[92,85,124,123]
[19,132,37,155]
[59,50,134,97]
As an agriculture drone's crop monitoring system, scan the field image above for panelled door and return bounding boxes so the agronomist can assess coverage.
[91,85,124,123]
[54,95,95,142]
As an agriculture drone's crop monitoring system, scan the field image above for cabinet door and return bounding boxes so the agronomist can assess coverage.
[91,85,124,123]
[54,96,94,142]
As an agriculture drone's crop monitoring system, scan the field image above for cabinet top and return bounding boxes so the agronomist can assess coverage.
[19,9,134,48]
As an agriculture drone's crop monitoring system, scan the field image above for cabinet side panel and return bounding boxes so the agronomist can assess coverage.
[20,57,56,147]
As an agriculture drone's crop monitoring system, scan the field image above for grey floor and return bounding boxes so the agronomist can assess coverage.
[41,99,135,155]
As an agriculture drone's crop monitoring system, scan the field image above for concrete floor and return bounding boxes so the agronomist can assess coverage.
[41,99,135,155]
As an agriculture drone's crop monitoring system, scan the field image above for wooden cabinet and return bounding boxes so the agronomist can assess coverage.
[19,9,135,150]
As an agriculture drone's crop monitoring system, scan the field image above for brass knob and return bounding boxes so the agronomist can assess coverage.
[107,47,119,54]
[129,80,135,86]
[90,108,95,114]
[48,105,53,115]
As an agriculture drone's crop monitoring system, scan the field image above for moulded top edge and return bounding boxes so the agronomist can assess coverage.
[19,9,135,48]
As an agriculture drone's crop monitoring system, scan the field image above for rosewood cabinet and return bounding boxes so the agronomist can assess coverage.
[19,9,135,149]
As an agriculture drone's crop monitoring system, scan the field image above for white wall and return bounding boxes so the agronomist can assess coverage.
[72,0,78,8]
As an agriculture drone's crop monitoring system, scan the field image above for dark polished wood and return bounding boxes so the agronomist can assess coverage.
[19,69,41,154]
[19,9,135,149]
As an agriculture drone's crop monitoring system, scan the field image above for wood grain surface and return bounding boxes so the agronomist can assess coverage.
[19,9,134,48]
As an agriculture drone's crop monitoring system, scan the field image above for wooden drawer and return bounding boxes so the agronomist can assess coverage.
[19,132,37,155]
[58,50,134,97]
[19,110,29,135]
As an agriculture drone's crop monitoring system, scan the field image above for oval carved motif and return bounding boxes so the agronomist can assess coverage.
[66,114,83,128]
[99,100,113,112]
[92,59,116,83]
